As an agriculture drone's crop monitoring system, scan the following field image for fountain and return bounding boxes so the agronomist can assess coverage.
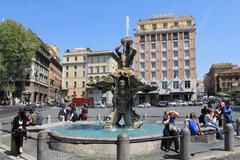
[27,17,166,158]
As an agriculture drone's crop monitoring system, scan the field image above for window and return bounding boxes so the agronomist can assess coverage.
[173,70,178,78]
[74,65,77,70]
[66,72,68,78]
[151,43,156,50]
[152,24,157,30]
[162,34,167,41]
[96,66,100,73]
[184,41,190,48]
[173,51,178,58]
[75,57,77,61]
[187,21,191,26]
[82,64,86,69]
[185,81,191,89]
[90,58,94,63]
[162,42,167,49]
[95,76,100,82]
[66,82,68,88]
[151,62,156,69]
[140,53,145,60]
[140,63,145,69]
[82,81,85,87]
[66,57,69,62]
[174,22,178,27]
[151,52,156,59]
[162,71,167,78]
[140,35,145,43]
[151,34,156,41]
[140,72,145,79]
[222,82,225,88]
[163,23,168,28]
[66,65,69,70]
[140,25,144,30]
[152,72,156,79]
[173,33,178,40]
[140,44,145,50]
[184,32,189,39]
[90,67,93,73]
[74,81,77,88]
[173,81,179,89]
[185,70,190,78]
[162,51,167,58]
[184,50,190,57]
[162,82,167,89]
[83,56,87,61]
[73,91,76,96]
[173,41,178,48]
[82,71,85,76]
[162,61,167,68]
[174,61,178,67]
[89,76,93,82]
[102,66,106,73]
[185,60,190,67]
[74,71,77,77]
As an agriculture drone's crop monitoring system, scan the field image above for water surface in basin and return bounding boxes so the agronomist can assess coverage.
[50,122,172,138]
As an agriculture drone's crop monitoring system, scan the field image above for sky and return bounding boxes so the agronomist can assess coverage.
[0,0,240,79]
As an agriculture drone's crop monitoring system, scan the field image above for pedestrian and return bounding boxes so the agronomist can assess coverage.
[214,100,224,127]
[12,109,28,158]
[223,99,232,124]
[58,105,68,121]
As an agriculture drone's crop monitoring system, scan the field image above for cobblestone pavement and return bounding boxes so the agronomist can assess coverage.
[0,153,11,160]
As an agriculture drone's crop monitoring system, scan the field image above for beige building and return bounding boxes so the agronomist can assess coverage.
[134,15,197,104]
[62,48,90,99]
[62,48,118,104]
[86,50,118,104]
[204,63,240,96]
[47,44,62,102]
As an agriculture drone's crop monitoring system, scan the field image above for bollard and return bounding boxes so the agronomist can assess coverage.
[97,114,101,121]
[236,118,240,136]
[117,133,129,160]
[224,123,234,151]
[143,114,147,121]
[0,123,2,144]
[10,119,17,155]
[47,115,51,124]
[180,127,191,160]
[37,131,50,160]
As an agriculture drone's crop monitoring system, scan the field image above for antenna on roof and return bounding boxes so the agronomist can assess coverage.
[126,16,129,37]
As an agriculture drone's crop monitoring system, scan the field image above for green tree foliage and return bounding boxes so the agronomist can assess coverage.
[0,19,41,95]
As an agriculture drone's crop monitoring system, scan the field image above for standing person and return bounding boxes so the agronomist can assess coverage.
[223,99,232,124]
[161,111,170,152]
[214,100,224,127]
[12,110,28,158]
[58,105,67,121]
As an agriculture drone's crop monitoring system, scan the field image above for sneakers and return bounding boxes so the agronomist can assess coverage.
[17,154,20,159]
[19,147,23,153]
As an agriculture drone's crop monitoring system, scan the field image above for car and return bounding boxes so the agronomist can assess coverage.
[157,101,169,107]
[93,103,105,108]
[169,100,180,106]
[195,101,203,106]
[35,102,42,108]
[138,102,151,108]
[179,100,188,106]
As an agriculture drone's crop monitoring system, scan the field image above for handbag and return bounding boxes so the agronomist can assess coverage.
[169,124,178,132]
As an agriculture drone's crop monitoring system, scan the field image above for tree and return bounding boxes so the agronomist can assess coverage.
[0,19,41,103]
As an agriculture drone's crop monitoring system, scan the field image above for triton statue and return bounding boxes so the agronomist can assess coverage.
[88,37,157,129]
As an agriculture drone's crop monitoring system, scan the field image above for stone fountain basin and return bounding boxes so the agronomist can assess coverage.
[27,121,166,157]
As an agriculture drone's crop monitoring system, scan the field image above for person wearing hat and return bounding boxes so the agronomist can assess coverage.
[12,109,28,158]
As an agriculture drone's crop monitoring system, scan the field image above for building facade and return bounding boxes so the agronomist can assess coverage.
[62,48,89,99]
[134,15,197,104]
[47,44,62,102]
[23,44,51,103]
[62,48,118,104]
[204,63,240,96]
[86,51,118,104]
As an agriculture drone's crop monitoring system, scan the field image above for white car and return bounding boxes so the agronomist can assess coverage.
[179,100,188,106]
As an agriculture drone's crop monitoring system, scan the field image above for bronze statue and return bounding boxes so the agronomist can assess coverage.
[88,37,157,129]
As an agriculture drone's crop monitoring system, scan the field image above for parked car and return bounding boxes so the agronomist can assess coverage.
[157,101,169,107]
[195,101,203,106]
[93,103,105,108]
[169,100,180,106]
[35,102,42,108]
[179,100,188,106]
[138,102,151,108]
